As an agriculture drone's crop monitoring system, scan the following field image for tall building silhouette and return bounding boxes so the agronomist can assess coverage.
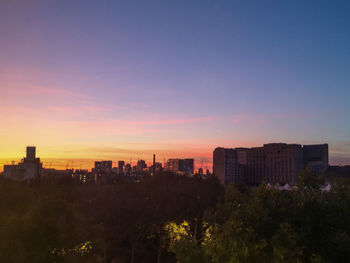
[213,143,329,185]
[137,160,147,172]
[94,161,112,174]
[117,161,125,175]
[165,158,194,175]
[4,146,42,181]
[213,148,242,185]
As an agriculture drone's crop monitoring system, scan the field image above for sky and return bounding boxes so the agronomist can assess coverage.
[1,0,350,171]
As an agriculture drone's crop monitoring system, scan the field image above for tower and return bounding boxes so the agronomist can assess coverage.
[26,146,36,161]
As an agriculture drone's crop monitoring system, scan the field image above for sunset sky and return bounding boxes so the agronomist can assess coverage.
[1,0,350,171]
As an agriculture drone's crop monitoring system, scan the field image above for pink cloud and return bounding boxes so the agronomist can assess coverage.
[31,86,87,99]
[0,104,115,122]
[47,105,115,117]
[231,113,247,123]
[2,85,88,100]
[78,116,214,128]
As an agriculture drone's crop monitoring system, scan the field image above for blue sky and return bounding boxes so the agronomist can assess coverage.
[1,0,349,168]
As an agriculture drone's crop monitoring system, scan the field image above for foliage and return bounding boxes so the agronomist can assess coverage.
[0,173,222,263]
[0,169,350,263]
[166,171,350,263]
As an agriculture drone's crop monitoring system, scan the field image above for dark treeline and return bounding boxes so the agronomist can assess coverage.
[0,170,350,263]
[0,172,223,263]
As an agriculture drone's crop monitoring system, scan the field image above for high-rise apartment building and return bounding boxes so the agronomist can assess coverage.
[246,147,266,185]
[183,159,194,175]
[263,143,303,184]
[137,160,147,172]
[303,144,329,173]
[117,161,125,175]
[124,163,132,175]
[94,161,112,174]
[213,143,328,185]
[165,158,194,175]
[165,159,181,173]
[213,148,242,185]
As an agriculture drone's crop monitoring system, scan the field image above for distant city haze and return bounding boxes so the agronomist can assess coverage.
[1,0,349,170]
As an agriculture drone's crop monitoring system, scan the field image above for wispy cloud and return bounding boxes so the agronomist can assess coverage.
[30,86,88,100]
[2,85,88,100]
[78,116,215,128]
[47,105,116,117]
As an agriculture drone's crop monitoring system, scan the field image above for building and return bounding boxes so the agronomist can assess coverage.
[94,161,112,174]
[42,168,73,177]
[117,161,125,175]
[246,147,265,185]
[165,159,182,173]
[165,158,194,175]
[183,159,194,175]
[213,148,242,185]
[124,163,132,175]
[93,161,113,184]
[137,160,147,172]
[73,169,92,183]
[263,143,303,184]
[326,165,350,178]
[150,162,163,174]
[213,143,329,186]
[303,144,329,173]
[4,146,42,181]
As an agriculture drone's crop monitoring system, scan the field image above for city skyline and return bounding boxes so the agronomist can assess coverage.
[1,0,350,169]
[0,142,334,173]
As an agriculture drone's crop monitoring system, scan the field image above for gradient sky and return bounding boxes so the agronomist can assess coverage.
[1,0,350,171]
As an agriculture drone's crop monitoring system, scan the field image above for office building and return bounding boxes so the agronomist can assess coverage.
[246,147,265,185]
[150,162,163,174]
[124,163,132,175]
[118,161,125,175]
[213,148,243,185]
[263,143,303,184]
[165,159,182,173]
[303,144,329,173]
[183,159,194,175]
[4,146,42,181]
[213,143,329,185]
[165,158,194,175]
[137,160,147,172]
[94,161,112,174]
